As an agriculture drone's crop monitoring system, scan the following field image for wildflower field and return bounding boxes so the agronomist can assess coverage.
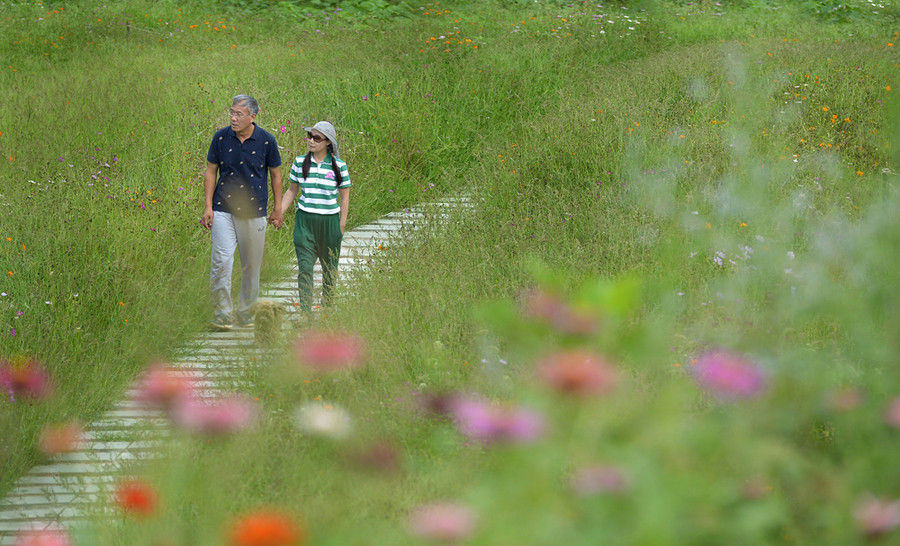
[1,0,898,543]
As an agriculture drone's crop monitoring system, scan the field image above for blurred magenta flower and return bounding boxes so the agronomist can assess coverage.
[292,330,366,372]
[173,394,258,435]
[538,350,618,396]
[570,465,630,496]
[279,125,286,133]
[134,363,197,409]
[450,396,545,444]
[14,525,73,546]
[522,289,597,335]
[854,495,900,538]
[0,357,52,400]
[884,397,900,429]
[293,401,352,440]
[692,350,767,400]
[38,421,84,456]
[408,502,476,542]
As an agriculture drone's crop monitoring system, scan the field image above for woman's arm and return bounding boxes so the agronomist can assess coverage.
[339,187,350,233]
[279,182,300,217]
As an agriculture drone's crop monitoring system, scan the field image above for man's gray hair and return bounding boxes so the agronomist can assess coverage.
[232,94,259,116]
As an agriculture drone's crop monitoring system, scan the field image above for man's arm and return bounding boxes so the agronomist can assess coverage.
[268,165,284,228]
[201,162,218,230]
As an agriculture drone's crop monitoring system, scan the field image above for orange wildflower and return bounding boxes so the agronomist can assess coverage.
[229,510,304,546]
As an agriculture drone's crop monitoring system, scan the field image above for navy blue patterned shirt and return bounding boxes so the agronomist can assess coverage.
[207,124,282,218]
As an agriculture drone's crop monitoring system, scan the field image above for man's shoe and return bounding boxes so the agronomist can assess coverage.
[209,315,233,331]
[235,312,254,328]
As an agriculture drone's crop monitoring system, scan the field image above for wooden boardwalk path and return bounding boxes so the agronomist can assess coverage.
[0,195,474,544]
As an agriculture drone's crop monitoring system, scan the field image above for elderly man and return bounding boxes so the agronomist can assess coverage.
[201,94,283,330]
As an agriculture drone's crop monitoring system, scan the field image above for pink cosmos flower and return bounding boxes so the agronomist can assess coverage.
[538,350,618,396]
[450,396,545,444]
[854,495,900,538]
[134,363,197,409]
[0,357,51,400]
[522,289,597,335]
[14,525,73,546]
[172,394,257,435]
[292,331,366,372]
[570,465,630,496]
[884,397,900,429]
[38,421,84,456]
[408,502,476,542]
[279,125,286,133]
[692,350,767,400]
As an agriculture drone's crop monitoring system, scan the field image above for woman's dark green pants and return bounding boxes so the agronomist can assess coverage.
[293,209,342,312]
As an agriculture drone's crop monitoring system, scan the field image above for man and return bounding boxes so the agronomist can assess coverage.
[201,94,284,331]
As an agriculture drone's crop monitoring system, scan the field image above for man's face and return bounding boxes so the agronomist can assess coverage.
[229,103,255,133]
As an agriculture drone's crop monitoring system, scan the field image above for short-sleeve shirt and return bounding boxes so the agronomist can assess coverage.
[207,124,282,218]
[289,153,351,215]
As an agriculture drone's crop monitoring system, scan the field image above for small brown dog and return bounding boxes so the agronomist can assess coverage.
[252,299,286,345]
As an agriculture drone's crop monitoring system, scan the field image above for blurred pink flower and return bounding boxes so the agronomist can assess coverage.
[0,357,52,400]
[826,387,863,412]
[134,363,197,409]
[173,394,257,435]
[292,331,366,372]
[450,396,545,444]
[14,525,73,546]
[522,289,597,335]
[408,502,476,542]
[692,350,767,400]
[538,350,618,396]
[884,397,900,429]
[279,125,286,133]
[854,495,900,538]
[570,465,630,496]
[38,421,84,456]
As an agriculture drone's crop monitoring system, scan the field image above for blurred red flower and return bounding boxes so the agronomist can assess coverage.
[538,350,618,396]
[38,421,84,456]
[0,357,52,400]
[692,350,767,400]
[114,478,158,517]
[134,363,197,409]
[292,331,366,372]
[408,502,477,542]
[229,509,304,546]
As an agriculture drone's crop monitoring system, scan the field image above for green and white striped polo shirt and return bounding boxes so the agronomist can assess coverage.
[288,153,351,215]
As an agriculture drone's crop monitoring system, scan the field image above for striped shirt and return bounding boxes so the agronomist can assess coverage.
[288,153,351,214]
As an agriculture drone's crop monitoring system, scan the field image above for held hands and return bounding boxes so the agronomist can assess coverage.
[268,208,285,230]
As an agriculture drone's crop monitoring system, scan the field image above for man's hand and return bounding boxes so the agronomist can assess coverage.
[340,218,347,234]
[268,209,284,229]
[201,207,214,230]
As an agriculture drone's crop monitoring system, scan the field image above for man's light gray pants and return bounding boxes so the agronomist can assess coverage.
[210,210,267,320]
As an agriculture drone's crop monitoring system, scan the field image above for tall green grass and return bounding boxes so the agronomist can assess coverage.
[1,0,897,543]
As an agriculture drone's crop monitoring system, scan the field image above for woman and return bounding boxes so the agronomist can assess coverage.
[278,121,351,312]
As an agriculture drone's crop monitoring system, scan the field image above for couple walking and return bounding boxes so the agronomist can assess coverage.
[200,94,350,330]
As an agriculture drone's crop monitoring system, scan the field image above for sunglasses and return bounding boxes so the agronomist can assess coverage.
[306,132,328,143]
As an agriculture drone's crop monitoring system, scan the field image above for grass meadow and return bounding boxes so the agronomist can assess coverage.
[1,0,898,543]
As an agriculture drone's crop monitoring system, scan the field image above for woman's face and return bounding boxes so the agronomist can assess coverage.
[307,130,329,156]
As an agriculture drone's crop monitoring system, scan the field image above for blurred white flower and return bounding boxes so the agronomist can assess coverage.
[293,402,352,440]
